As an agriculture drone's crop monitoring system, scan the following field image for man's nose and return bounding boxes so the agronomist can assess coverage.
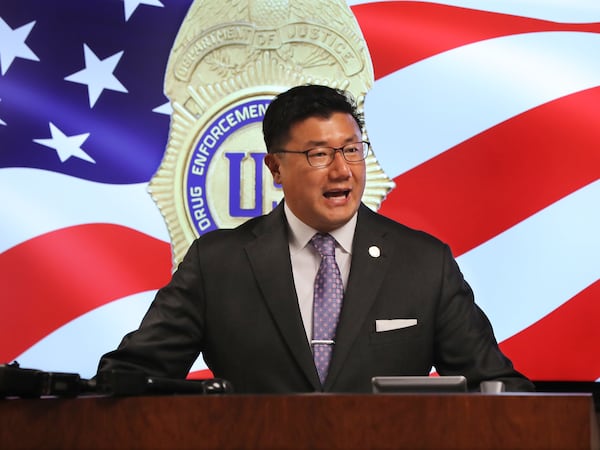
[329,150,351,177]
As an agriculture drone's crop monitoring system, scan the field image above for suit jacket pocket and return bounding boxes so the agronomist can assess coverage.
[369,324,419,345]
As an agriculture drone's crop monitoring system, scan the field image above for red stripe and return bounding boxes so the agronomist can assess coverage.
[379,86,600,257]
[187,369,214,380]
[0,224,172,363]
[499,280,600,381]
[352,2,600,80]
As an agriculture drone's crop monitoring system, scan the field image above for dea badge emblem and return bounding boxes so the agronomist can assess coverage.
[150,0,395,266]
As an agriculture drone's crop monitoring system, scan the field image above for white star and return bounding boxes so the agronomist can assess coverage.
[33,122,95,163]
[0,18,39,76]
[65,44,128,108]
[152,101,172,116]
[123,0,164,21]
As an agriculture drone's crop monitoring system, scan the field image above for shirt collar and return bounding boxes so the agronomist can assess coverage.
[284,202,357,255]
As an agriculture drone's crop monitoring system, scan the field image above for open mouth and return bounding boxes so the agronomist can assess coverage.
[324,190,350,199]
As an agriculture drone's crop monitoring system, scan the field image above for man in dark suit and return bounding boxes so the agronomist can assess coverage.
[98,84,534,393]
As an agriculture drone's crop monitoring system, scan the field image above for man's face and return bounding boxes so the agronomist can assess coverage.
[264,112,366,232]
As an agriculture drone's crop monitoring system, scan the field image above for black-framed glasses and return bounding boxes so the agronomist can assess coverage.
[272,141,370,168]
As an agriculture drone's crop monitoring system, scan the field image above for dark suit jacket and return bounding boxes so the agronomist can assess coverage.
[98,202,533,393]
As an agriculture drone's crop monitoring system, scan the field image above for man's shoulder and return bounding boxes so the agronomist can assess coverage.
[358,204,446,248]
[191,206,284,249]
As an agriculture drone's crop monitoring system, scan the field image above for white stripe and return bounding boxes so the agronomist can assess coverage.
[457,180,600,343]
[347,0,600,23]
[14,290,208,379]
[14,291,155,379]
[365,31,600,177]
[0,167,169,252]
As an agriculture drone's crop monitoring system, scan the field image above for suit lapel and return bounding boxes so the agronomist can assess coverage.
[324,204,393,390]
[244,203,321,390]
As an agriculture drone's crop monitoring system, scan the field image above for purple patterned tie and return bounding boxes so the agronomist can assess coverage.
[310,233,343,385]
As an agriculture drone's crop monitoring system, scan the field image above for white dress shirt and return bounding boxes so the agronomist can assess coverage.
[284,203,357,344]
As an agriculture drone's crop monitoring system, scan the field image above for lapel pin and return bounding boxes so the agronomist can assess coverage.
[368,246,381,258]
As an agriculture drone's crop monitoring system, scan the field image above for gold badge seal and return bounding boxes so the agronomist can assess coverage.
[150,0,395,266]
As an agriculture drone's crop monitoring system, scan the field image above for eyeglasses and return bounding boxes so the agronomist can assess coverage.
[272,141,371,168]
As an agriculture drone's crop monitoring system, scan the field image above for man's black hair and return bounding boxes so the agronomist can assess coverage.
[262,84,364,152]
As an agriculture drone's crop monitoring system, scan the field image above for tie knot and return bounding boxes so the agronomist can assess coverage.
[310,233,336,257]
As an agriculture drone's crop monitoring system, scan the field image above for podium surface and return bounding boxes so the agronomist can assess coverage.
[1,393,598,449]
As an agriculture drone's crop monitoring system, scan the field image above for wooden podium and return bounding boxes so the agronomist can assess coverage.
[1,393,598,449]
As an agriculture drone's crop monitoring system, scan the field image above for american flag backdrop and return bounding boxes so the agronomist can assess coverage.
[0,0,599,382]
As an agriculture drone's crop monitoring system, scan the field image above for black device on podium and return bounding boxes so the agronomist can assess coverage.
[0,362,233,398]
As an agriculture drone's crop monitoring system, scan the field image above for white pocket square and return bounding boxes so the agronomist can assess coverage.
[376,318,417,332]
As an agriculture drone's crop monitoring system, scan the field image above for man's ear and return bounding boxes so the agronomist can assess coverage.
[264,153,282,184]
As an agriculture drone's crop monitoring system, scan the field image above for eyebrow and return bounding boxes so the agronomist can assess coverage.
[304,135,359,148]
